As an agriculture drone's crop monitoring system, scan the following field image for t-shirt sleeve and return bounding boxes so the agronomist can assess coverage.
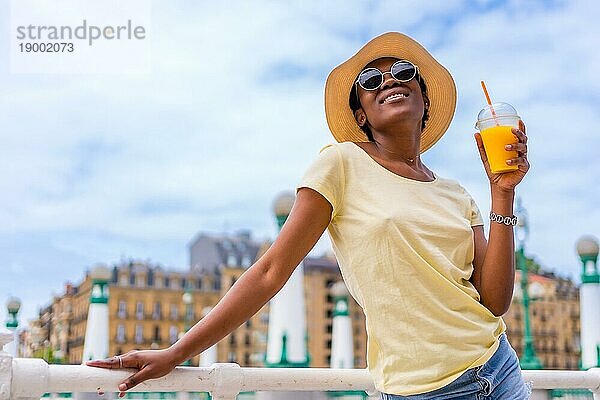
[469,195,484,227]
[463,187,484,227]
[296,144,345,218]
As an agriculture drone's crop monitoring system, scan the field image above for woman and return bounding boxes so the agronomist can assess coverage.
[88,32,531,399]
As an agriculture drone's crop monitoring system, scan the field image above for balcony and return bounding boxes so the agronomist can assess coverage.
[66,337,84,348]
[70,313,88,324]
[114,335,128,344]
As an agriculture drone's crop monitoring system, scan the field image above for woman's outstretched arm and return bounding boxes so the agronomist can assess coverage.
[87,187,332,393]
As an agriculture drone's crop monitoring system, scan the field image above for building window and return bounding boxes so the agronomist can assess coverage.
[196,278,203,290]
[136,302,144,320]
[260,313,269,325]
[164,276,170,288]
[153,325,161,342]
[129,272,136,286]
[152,302,161,320]
[135,325,143,344]
[241,255,251,268]
[116,324,125,343]
[185,304,194,322]
[244,334,251,346]
[326,339,332,349]
[244,352,251,365]
[169,326,179,345]
[181,278,187,290]
[245,320,252,329]
[213,276,221,291]
[169,277,177,290]
[119,274,128,286]
[227,352,236,363]
[227,254,237,267]
[147,269,154,286]
[118,301,127,319]
[229,335,236,346]
[170,304,179,320]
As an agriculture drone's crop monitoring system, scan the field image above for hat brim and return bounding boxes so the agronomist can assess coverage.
[324,32,457,153]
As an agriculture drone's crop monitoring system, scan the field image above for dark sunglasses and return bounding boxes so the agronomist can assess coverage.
[355,60,419,91]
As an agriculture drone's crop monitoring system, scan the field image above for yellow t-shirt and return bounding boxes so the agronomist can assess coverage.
[296,142,506,396]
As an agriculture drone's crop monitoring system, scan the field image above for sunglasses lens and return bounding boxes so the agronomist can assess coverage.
[358,69,383,90]
[391,61,416,81]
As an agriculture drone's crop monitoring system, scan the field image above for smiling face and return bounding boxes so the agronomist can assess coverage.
[353,57,429,137]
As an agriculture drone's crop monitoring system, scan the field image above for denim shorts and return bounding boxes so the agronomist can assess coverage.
[380,334,531,400]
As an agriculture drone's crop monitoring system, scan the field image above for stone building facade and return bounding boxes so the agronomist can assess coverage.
[26,232,367,368]
[504,270,581,369]
[25,232,579,371]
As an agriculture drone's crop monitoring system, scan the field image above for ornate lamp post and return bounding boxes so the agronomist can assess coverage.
[199,307,217,367]
[576,235,600,369]
[264,192,309,369]
[5,297,21,357]
[181,289,193,366]
[515,198,543,369]
[81,266,111,362]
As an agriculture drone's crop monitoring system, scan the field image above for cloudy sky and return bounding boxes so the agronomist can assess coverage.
[1,0,599,327]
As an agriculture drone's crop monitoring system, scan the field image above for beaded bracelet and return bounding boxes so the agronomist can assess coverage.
[489,211,518,226]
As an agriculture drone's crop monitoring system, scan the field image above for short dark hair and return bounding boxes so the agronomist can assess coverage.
[349,74,430,141]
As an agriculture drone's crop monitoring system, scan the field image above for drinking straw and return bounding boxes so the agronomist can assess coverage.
[480,80,500,126]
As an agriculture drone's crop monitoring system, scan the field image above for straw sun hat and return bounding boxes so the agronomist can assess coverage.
[324,32,457,153]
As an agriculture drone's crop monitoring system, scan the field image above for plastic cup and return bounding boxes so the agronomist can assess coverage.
[475,102,520,174]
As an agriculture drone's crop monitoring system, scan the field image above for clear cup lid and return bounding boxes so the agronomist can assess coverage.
[477,102,518,121]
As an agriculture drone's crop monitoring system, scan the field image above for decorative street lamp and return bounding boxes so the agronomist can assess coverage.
[576,235,600,369]
[265,192,310,369]
[5,297,21,357]
[199,307,217,367]
[5,297,21,329]
[81,266,111,362]
[181,288,193,366]
[514,198,543,370]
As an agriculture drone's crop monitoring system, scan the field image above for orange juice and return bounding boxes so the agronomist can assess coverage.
[480,125,519,174]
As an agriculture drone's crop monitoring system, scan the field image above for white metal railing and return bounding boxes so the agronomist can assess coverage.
[2,333,600,400]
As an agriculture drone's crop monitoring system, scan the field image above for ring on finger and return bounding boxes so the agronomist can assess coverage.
[117,355,123,369]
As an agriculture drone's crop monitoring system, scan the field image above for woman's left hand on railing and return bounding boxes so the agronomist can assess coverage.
[86,348,179,396]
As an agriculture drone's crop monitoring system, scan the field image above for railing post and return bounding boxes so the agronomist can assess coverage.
[11,358,49,400]
[0,330,14,400]
[209,363,242,400]
[529,389,551,400]
[588,368,600,400]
